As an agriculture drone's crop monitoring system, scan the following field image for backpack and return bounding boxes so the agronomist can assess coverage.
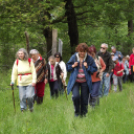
[16,58,31,67]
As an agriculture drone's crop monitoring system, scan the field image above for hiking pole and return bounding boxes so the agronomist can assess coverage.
[11,85,16,112]
[63,85,68,100]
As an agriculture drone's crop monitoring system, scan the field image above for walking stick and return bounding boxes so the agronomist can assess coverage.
[11,85,16,112]
[63,85,68,100]
[61,76,68,100]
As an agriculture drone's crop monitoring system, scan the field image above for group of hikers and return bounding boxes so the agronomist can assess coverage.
[10,43,134,117]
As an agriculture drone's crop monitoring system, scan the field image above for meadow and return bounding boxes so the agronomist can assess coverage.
[0,72,134,134]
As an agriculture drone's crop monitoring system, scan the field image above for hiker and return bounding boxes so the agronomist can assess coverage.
[11,48,36,112]
[111,46,123,62]
[30,49,48,104]
[109,53,115,91]
[47,56,63,98]
[129,48,134,82]
[66,43,97,117]
[88,45,106,107]
[97,43,114,97]
[122,57,129,83]
[113,56,124,92]
[54,52,67,94]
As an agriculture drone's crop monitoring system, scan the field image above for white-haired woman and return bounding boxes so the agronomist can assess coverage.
[11,48,37,112]
[30,49,48,104]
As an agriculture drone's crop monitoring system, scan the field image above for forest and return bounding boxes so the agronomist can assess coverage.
[0,0,134,68]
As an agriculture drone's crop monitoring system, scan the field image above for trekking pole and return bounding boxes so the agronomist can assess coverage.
[63,85,68,100]
[11,85,16,112]
[61,76,68,100]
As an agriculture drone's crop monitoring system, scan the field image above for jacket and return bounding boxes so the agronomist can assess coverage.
[114,51,123,62]
[11,59,37,86]
[34,57,48,83]
[97,51,114,74]
[47,63,62,81]
[66,53,97,95]
[129,53,134,68]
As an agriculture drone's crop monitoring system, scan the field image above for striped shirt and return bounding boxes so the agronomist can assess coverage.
[76,62,86,83]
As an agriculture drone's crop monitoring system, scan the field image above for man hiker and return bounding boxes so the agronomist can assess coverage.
[97,43,114,97]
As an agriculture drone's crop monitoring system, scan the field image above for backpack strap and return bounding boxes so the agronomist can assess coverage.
[28,58,31,67]
[16,59,19,66]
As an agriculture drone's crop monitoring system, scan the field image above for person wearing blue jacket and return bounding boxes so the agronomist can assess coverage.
[66,43,97,117]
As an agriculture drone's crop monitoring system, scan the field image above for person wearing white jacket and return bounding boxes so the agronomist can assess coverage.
[10,48,37,112]
[54,53,67,94]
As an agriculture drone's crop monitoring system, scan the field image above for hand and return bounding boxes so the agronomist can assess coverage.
[10,82,14,86]
[32,83,36,87]
[61,73,64,78]
[129,69,131,72]
[44,79,48,84]
[83,62,88,68]
[72,62,78,68]
[117,71,120,74]
[106,73,110,77]
[62,80,65,84]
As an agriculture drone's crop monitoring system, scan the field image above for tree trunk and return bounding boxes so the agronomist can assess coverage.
[65,0,79,54]
[43,27,52,58]
[128,20,133,36]
[25,31,30,54]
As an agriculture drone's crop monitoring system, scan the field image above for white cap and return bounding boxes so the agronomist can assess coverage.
[113,56,118,61]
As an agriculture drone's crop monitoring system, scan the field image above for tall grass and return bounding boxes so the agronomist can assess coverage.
[0,72,134,134]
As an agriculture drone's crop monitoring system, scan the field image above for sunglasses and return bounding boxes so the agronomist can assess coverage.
[56,57,60,58]
[101,47,106,50]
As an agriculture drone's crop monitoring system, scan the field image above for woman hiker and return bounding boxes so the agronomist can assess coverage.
[10,48,37,112]
[54,52,67,94]
[66,43,97,117]
[30,49,48,104]
[88,45,106,107]
[47,56,64,98]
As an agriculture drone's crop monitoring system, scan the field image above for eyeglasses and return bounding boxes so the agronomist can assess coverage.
[101,47,106,50]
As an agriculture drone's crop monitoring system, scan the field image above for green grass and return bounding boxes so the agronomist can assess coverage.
[0,72,134,134]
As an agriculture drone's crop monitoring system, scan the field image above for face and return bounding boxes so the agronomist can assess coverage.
[132,49,134,54]
[112,48,116,53]
[55,55,60,62]
[18,51,24,60]
[122,58,126,63]
[78,51,87,58]
[49,58,55,65]
[90,52,95,58]
[31,54,39,62]
[100,45,107,53]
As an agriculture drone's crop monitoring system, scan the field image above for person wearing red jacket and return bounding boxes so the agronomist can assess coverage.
[129,48,134,82]
[113,56,124,92]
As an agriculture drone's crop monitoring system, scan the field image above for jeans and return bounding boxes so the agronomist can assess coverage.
[19,85,35,111]
[99,72,110,97]
[72,82,89,116]
[113,74,122,91]
[49,80,59,98]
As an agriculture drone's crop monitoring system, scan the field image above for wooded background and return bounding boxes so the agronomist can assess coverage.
[0,0,134,68]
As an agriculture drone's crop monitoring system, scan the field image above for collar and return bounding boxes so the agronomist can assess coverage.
[76,52,87,62]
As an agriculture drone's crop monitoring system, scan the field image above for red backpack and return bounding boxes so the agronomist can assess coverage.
[16,58,31,67]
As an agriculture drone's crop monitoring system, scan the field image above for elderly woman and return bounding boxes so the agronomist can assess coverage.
[11,48,36,112]
[30,49,48,104]
[47,56,63,98]
[67,43,97,117]
[88,45,106,107]
[54,52,67,94]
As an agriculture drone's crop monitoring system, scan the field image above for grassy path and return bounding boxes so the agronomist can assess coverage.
[0,73,134,134]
